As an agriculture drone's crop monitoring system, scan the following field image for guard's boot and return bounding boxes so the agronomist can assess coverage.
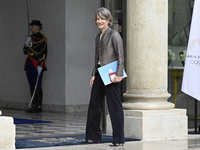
[38,88,43,111]
[31,88,43,113]
[26,88,36,113]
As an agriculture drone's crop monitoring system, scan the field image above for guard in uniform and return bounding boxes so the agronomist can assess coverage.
[23,20,47,113]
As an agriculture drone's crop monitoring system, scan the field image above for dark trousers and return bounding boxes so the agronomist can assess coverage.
[25,58,43,89]
[86,71,124,144]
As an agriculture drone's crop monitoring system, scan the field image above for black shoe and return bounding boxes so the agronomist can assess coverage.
[82,140,93,143]
[82,140,100,143]
[25,107,33,113]
[31,106,42,113]
[26,105,42,113]
[25,104,36,113]
[109,143,124,147]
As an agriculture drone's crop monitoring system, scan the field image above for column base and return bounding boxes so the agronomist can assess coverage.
[123,92,175,110]
[106,109,187,141]
[0,116,15,149]
[123,102,175,110]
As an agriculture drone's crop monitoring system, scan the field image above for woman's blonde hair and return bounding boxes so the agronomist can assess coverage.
[94,7,113,27]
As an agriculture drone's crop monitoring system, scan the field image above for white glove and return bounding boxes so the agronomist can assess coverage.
[24,36,32,47]
[37,66,42,75]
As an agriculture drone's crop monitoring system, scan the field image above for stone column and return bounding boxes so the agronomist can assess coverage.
[0,110,15,149]
[123,0,174,110]
[106,0,188,140]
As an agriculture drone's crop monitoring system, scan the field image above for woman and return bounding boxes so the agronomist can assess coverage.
[84,7,125,147]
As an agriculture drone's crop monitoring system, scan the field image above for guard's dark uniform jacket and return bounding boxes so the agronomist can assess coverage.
[23,32,47,71]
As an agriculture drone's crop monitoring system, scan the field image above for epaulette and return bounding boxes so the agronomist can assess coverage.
[42,34,47,38]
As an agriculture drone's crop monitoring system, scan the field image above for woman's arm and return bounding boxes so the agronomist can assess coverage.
[111,31,124,77]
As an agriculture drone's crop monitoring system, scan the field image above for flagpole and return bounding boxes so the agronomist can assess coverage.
[188,99,199,134]
[194,99,198,133]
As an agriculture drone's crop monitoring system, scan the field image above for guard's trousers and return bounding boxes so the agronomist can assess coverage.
[25,58,43,89]
[86,71,124,144]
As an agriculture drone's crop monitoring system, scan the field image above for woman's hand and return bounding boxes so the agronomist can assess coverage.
[90,76,95,87]
[113,76,122,83]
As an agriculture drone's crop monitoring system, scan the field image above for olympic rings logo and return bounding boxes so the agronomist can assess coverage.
[190,60,200,66]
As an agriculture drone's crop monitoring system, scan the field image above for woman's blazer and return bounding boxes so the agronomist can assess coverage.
[91,27,124,77]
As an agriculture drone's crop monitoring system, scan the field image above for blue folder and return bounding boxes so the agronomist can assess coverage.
[97,61,127,86]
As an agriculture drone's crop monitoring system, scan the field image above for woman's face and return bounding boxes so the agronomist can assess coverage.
[96,15,110,31]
